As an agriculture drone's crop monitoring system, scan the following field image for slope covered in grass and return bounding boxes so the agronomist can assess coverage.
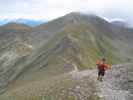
[0,12,133,96]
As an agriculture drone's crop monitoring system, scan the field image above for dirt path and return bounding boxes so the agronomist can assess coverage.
[70,64,132,100]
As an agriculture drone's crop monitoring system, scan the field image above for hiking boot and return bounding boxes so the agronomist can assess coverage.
[97,76,100,81]
[99,76,103,82]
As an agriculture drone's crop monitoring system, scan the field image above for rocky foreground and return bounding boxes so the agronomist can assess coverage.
[72,63,133,100]
[0,63,133,100]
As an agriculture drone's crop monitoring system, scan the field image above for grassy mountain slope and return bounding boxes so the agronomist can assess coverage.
[7,13,133,88]
[0,23,33,93]
[0,12,133,98]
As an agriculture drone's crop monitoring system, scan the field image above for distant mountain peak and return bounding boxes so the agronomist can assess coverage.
[4,22,29,26]
[111,20,128,27]
[0,22,32,30]
[0,19,47,27]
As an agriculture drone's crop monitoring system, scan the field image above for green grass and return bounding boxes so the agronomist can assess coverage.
[11,23,128,86]
[0,13,133,100]
[0,15,132,98]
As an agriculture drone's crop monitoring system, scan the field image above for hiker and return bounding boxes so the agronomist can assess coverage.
[96,58,109,81]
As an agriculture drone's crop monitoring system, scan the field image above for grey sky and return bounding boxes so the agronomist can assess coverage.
[0,0,132,24]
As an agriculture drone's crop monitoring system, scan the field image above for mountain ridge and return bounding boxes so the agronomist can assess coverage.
[0,12,132,99]
[0,19,47,27]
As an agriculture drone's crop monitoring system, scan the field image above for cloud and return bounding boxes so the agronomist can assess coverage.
[0,0,133,25]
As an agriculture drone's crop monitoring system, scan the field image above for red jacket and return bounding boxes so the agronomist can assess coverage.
[96,60,109,71]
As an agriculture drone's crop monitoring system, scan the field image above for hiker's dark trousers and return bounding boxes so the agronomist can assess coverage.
[98,70,105,76]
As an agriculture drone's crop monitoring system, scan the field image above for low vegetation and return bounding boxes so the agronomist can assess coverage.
[0,74,100,100]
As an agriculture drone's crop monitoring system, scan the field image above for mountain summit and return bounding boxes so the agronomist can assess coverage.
[0,12,133,99]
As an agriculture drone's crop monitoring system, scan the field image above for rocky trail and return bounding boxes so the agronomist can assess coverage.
[71,63,133,100]
[0,63,133,100]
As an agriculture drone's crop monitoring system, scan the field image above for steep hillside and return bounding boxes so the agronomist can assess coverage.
[31,12,112,44]
[0,12,133,97]
[6,13,133,87]
[0,23,33,93]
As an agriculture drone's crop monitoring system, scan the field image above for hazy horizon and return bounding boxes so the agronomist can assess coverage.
[0,0,132,26]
